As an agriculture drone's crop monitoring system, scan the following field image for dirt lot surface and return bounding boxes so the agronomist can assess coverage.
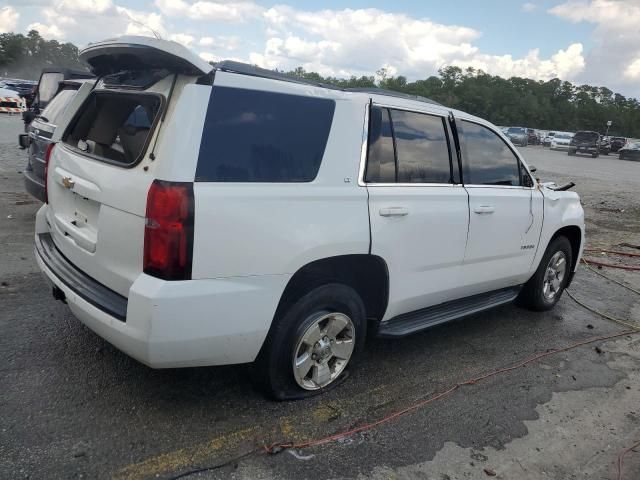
[1,113,639,480]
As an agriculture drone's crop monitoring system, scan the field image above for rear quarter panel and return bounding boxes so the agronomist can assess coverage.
[191,73,370,279]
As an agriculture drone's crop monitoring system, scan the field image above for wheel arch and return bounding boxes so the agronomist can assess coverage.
[549,225,582,286]
[272,254,390,334]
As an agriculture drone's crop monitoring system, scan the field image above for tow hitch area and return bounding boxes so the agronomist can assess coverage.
[52,285,66,304]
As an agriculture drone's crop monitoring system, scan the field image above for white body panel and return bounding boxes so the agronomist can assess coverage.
[35,38,585,369]
[462,186,544,294]
[368,185,469,320]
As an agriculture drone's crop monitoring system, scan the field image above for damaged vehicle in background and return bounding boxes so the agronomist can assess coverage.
[506,127,528,147]
[19,78,95,201]
[618,141,640,161]
[568,130,601,158]
[610,136,627,152]
[34,36,585,400]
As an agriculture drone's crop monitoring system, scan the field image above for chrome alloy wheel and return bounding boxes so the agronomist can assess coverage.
[543,251,567,301]
[292,312,355,390]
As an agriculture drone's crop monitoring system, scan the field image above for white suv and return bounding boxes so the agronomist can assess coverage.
[35,37,585,399]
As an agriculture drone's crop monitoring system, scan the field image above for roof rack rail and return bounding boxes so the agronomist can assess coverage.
[214,60,443,106]
[214,61,342,91]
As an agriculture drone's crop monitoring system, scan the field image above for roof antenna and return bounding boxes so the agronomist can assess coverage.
[124,14,163,39]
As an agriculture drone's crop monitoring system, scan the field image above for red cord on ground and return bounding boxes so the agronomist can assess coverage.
[581,258,640,271]
[264,330,640,454]
[584,249,640,258]
[617,439,640,480]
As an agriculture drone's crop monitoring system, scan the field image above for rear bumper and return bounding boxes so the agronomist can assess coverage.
[34,206,289,368]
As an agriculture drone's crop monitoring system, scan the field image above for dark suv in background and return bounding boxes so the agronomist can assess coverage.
[568,131,600,158]
[610,136,627,152]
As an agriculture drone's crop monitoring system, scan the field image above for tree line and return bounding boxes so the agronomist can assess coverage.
[0,30,86,80]
[287,66,640,138]
[1,30,639,136]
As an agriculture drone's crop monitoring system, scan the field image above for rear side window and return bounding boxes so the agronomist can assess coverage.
[365,106,453,184]
[196,87,335,182]
[459,120,521,186]
[63,92,161,166]
[391,110,451,183]
[365,106,396,183]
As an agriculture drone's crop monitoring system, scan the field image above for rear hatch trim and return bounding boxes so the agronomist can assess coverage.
[36,232,128,321]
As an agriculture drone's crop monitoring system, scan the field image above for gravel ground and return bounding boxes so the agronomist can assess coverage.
[0,113,639,480]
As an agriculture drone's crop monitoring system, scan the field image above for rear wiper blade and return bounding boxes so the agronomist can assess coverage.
[35,115,50,123]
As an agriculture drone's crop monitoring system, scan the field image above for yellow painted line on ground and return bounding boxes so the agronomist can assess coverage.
[113,426,257,480]
[114,384,392,480]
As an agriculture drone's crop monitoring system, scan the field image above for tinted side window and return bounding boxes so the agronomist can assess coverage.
[459,121,521,186]
[391,110,451,183]
[365,106,396,183]
[196,87,335,182]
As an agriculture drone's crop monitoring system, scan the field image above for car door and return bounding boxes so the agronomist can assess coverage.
[366,105,470,320]
[457,119,543,294]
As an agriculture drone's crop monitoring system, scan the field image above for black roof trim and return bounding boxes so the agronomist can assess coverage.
[345,88,441,106]
[214,60,442,106]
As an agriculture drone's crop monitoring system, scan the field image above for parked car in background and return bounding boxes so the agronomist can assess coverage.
[527,128,539,145]
[543,132,556,147]
[34,36,585,400]
[19,79,95,201]
[507,127,528,146]
[568,131,600,158]
[550,133,573,150]
[610,136,626,152]
[22,67,94,129]
[618,141,640,161]
[598,135,611,155]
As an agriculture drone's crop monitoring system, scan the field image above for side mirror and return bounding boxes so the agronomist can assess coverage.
[528,165,537,173]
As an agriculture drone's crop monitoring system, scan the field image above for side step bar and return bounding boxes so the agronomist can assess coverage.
[377,286,521,338]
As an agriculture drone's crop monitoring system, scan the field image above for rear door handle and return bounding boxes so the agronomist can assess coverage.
[473,205,495,214]
[379,207,409,217]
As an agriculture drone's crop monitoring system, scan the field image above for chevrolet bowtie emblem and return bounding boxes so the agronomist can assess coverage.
[62,177,75,189]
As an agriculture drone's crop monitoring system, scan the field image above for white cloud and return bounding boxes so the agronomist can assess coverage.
[550,0,640,95]
[27,22,64,39]
[169,33,195,46]
[252,6,584,82]
[522,2,537,12]
[624,58,640,80]
[115,6,166,38]
[155,0,263,22]
[55,0,113,14]
[0,6,19,33]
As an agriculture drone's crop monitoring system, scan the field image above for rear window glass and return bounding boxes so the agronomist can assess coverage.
[63,92,161,166]
[574,131,599,141]
[196,87,335,182]
[40,89,76,125]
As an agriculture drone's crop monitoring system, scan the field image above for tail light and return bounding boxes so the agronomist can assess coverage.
[143,180,194,280]
[44,143,55,204]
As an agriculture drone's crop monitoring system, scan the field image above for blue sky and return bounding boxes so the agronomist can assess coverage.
[2,0,640,98]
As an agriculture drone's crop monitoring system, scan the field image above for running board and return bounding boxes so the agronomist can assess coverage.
[377,286,521,338]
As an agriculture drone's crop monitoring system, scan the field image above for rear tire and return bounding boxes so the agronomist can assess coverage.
[254,283,366,400]
[518,236,573,311]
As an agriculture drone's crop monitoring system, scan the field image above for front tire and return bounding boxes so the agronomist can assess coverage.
[518,236,573,311]
[254,283,366,400]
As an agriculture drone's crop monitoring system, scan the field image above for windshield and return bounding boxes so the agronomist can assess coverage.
[555,133,572,139]
[626,142,640,149]
[507,127,525,134]
[574,131,599,141]
[40,89,77,125]
[611,137,625,142]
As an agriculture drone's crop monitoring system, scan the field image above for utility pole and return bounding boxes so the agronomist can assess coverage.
[606,120,612,136]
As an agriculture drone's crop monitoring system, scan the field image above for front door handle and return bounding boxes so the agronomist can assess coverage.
[473,205,495,214]
[379,207,409,217]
